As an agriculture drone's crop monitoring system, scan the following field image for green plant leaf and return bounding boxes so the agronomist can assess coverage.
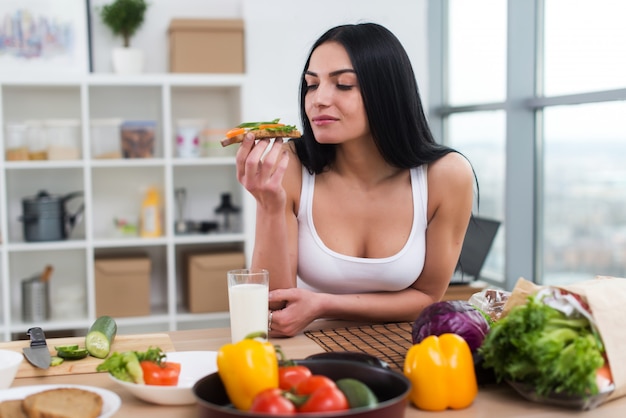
[99,0,149,47]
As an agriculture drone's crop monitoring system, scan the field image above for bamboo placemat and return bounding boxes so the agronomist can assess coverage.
[304,322,413,373]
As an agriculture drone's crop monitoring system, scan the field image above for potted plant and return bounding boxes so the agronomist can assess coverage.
[99,0,150,74]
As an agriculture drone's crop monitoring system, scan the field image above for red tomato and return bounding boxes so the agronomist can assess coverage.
[298,385,349,413]
[597,363,614,391]
[279,365,312,391]
[250,388,296,415]
[294,375,336,395]
[140,361,181,386]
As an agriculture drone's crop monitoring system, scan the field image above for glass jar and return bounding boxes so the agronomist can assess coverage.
[25,120,47,160]
[90,118,122,159]
[4,123,29,161]
[45,119,81,160]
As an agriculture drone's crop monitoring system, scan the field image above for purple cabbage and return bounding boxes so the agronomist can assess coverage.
[412,300,490,352]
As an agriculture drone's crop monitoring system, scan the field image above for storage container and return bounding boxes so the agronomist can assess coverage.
[21,276,49,322]
[4,123,29,161]
[45,119,81,160]
[175,119,206,158]
[95,257,151,317]
[25,120,47,160]
[184,252,245,313]
[91,118,123,159]
[168,19,244,73]
[120,120,156,158]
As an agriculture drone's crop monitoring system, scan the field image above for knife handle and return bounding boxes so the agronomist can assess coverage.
[27,327,48,347]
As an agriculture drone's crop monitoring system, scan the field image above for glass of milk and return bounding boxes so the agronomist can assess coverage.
[227,269,269,343]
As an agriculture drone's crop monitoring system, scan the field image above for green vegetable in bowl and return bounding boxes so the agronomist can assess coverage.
[479,294,605,398]
[96,347,166,384]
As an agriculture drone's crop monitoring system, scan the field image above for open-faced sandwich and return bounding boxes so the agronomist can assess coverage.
[220,118,302,147]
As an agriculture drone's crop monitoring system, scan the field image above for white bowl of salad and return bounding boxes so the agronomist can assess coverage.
[101,349,218,405]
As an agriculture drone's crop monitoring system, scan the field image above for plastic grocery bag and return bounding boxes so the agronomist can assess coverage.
[502,276,626,407]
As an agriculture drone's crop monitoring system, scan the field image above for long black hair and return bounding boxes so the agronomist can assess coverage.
[295,23,457,174]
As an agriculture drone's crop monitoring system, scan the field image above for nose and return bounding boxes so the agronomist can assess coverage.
[311,82,332,107]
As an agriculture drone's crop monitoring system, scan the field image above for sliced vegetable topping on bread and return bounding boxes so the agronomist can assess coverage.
[221,118,302,147]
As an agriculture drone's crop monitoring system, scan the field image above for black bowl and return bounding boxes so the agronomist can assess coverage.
[193,358,411,418]
[304,352,390,370]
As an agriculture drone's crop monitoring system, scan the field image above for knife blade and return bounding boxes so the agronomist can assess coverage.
[23,327,51,369]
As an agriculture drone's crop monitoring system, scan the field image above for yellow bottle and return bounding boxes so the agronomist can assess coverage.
[140,187,162,238]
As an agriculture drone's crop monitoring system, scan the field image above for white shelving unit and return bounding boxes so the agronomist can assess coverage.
[0,73,251,341]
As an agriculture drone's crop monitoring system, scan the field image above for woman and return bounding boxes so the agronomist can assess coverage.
[235,23,475,337]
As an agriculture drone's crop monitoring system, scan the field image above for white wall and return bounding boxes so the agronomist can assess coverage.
[241,0,429,123]
[89,0,429,108]
[89,0,243,73]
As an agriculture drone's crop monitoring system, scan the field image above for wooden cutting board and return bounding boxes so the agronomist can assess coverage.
[0,333,175,378]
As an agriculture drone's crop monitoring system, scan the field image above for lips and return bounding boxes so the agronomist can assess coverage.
[311,115,338,126]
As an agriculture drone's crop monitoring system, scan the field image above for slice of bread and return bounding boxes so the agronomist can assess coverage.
[0,399,28,418]
[22,388,103,418]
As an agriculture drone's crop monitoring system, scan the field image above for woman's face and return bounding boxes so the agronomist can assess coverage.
[304,41,369,145]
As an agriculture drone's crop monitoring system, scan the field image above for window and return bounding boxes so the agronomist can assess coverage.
[447,111,506,280]
[429,0,626,289]
[448,0,507,105]
[543,0,626,96]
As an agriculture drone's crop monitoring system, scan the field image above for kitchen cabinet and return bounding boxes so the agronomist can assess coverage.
[0,74,250,341]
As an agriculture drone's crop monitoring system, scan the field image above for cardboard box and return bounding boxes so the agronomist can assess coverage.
[95,257,151,317]
[168,19,244,73]
[185,252,245,313]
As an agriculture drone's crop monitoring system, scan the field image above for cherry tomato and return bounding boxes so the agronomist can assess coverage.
[294,375,336,395]
[279,365,312,391]
[298,385,349,413]
[250,388,296,415]
[140,361,181,386]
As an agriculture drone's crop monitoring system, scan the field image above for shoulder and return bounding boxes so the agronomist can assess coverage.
[427,151,474,191]
[426,152,475,217]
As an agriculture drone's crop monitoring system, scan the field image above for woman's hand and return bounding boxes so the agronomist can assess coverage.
[268,288,322,337]
[236,133,290,212]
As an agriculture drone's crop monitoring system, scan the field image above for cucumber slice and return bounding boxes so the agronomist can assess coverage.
[57,348,89,360]
[85,315,118,359]
[50,356,64,366]
[54,344,79,352]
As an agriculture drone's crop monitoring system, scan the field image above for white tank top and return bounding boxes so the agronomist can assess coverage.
[296,165,428,294]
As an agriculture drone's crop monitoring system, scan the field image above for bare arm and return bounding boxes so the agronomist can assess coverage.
[236,134,300,302]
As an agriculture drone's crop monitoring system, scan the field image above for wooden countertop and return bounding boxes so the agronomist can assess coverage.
[6,322,626,418]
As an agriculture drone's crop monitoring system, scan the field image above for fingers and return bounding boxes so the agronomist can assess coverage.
[235,133,256,181]
[236,137,289,190]
[269,288,291,302]
[266,305,305,338]
[257,142,289,181]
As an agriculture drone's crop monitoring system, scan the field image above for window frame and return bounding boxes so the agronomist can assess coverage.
[428,0,626,290]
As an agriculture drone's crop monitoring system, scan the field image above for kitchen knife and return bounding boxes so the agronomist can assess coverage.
[23,327,51,369]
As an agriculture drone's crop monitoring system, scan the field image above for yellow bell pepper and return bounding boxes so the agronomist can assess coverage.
[403,333,478,411]
[217,332,279,410]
